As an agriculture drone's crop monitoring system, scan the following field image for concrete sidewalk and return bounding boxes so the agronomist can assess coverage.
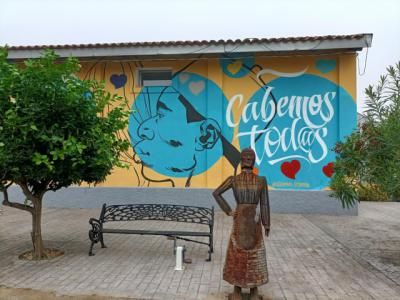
[0,202,399,299]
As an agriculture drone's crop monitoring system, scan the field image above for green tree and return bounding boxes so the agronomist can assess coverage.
[331,61,400,208]
[0,48,129,260]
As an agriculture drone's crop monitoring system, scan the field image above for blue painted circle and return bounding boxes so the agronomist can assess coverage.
[129,72,234,177]
[238,74,356,190]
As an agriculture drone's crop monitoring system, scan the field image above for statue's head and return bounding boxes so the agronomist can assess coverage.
[240,148,256,170]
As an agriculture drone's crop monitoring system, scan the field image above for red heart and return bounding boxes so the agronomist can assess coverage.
[323,162,334,177]
[281,160,301,179]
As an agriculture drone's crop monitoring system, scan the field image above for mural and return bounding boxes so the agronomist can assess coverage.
[78,54,357,190]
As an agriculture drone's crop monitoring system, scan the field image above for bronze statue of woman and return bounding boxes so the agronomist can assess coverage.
[213,148,270,300]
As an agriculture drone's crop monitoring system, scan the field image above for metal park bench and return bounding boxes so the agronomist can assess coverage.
[88,203,214,261]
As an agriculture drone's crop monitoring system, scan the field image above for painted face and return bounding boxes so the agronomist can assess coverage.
[129,72,235,179]
[134,90,200,176]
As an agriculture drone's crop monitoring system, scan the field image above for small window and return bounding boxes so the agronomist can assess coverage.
[137,69,172,87]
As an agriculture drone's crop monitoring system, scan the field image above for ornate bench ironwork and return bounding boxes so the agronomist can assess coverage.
[88,203,214,261]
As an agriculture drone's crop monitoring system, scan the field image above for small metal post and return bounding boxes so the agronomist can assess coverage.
[174,238,177,254]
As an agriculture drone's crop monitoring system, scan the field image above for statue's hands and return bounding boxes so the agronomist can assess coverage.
[228,210,235,217]
[265,228,270,237]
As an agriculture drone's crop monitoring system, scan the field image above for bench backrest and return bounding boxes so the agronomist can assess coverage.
[100,204,214,226]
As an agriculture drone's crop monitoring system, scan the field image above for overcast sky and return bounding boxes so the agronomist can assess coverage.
[1,0,399,112]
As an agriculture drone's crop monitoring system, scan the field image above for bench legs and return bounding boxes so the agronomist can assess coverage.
[89,218,105,256]
[207,250,212,262]
[206,235,213,262]
[89,241,95,256]
[88,233,107,256]
[88,225,213,262]
[100,233,107,249]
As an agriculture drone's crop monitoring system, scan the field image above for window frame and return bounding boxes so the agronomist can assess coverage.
[136,67,173,87]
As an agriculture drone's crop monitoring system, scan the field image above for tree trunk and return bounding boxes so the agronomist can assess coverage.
[31,197,46,260]
[3,184,50,260]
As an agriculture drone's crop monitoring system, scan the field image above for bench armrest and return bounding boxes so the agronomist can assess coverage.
[89,218,102,243]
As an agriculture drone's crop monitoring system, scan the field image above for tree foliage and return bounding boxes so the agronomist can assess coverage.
[330,62,400,208]
[0,48,129,259]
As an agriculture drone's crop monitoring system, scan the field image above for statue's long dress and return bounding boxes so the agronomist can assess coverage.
[214,172,270,288]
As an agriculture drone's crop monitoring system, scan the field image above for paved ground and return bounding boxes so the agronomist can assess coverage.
[0,202,400,300]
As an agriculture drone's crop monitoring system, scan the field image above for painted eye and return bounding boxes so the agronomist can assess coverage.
[168,140,182,147]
